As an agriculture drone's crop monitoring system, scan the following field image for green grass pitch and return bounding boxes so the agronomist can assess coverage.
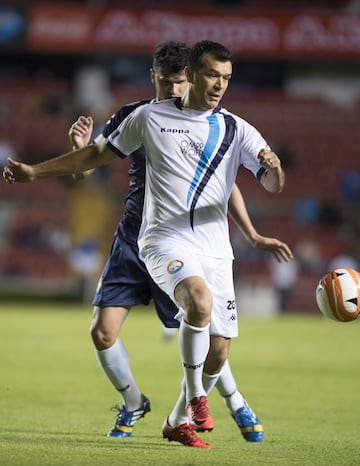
[0,301,360,465]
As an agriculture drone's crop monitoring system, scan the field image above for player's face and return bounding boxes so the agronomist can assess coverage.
[150,69,188,101]
[186,53,232,111]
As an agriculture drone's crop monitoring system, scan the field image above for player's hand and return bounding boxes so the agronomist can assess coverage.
[252,234,293,262]
[2,158,35,183]
[257,148,281,170]
[68,116,93,150]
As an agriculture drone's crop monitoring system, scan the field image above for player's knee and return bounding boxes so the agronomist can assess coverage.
[176,277,212,325]
[189,289,212,325]
[90,322,117,350]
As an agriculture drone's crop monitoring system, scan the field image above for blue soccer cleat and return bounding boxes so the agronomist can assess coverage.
[232,399,263,442]
[107,394,151,438]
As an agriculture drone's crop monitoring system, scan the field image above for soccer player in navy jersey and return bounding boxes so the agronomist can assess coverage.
[69,42,189,440]
[4,41,291,449]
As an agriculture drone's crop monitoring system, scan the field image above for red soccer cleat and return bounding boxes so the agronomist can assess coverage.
[186,395,214,432]
[162,418,212,449]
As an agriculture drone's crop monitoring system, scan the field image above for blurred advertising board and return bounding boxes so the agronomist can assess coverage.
[1,3,359,60]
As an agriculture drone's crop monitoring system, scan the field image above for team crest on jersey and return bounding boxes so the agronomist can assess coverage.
[167,259,184,274]
[180,140,204,157]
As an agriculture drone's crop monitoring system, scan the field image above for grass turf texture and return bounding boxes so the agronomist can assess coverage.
[0,302,359,465]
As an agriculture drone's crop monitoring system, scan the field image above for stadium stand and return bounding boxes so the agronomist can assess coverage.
[1,1,359,310]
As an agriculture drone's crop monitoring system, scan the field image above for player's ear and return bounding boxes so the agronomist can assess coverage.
[149,68,155,84]
[185,66,194,84]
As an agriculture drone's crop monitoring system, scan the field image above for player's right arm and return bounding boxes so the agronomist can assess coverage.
[3,140,115,183]
[3,102,146,184]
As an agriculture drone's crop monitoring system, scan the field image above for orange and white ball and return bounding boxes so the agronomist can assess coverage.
[316,268,360,322]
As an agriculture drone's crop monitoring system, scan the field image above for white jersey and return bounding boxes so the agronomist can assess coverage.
[107,98,268,259]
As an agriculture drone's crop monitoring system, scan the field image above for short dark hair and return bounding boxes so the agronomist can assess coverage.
[152,41,189,74]
[188,40,232,71]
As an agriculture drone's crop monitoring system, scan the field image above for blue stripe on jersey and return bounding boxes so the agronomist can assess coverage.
[186,114,220,206]
[189,113,237,230]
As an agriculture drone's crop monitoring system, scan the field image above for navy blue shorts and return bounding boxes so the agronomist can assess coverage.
[92,234,179,328]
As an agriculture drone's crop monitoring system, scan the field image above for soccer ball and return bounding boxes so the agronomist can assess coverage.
[316,267,360,322]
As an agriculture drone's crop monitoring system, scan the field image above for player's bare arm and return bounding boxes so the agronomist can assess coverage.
[69,115,93,149]
[69,115,97,179]
[3,140,115,184]
[228,184,293,262]
[257,148,285,193]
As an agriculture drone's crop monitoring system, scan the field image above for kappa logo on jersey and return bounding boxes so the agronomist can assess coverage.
[167,259,184,274]
[160,127,189,134]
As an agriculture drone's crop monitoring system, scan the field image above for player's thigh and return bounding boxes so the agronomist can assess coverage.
[93,236,152,308]
[143,244,210,307]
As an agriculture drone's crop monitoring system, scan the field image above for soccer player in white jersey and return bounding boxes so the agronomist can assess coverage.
[4,41,286,448]
[68,42,291,445]
[105,41,284,447]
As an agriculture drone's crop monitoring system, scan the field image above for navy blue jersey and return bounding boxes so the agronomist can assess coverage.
[102,99,151,246]
[93,98,179,325]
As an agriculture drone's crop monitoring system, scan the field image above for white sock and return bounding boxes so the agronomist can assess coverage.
[202,371,221,394]
[168,378,188,427]
[95,339,142,411]
[168,371,221,427]
[179,320,210,402]
[215,359,245,415]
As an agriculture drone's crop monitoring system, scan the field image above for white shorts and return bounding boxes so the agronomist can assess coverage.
[140,242,238,338]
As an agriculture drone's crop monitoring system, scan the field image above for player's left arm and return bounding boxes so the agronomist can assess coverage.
[68,115,96,180]
[257,148,285,193]
[228,184,293,262]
